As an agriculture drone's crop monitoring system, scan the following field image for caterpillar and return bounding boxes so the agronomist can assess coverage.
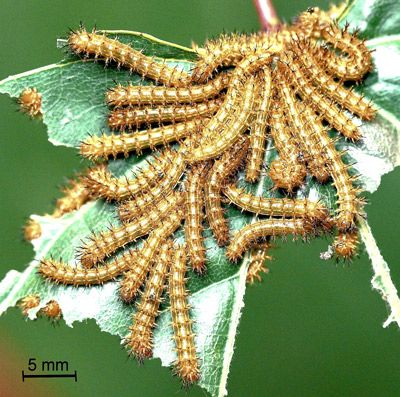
[190,54,274,161]
[223,184,330,226]
[39,252,134,285]
[39,300,62,321]
[191,32,275,83]
[275,68,331,183]
[106,72,230,107]
[23,218,42,241]
[245,69,272,182]
[189,73,255,161]
[184,162,211,273]
[296,102,363,231]
[23,169,97,241]
[79,192,184,267]
[82,149,176,201]
[246,243,272,284]
[108,98,221,131]
[281,54,362,141]
[68,28,191,86]
[18,294,40,316]
[81,118,205,160]
[19,88,42,118]
[332,230,360,260]
[289,39,376,121]
[205,136,249,246]
[292,7,332,37]
[318,22,373,81]
[117,154,185,223]
[268,96,307,191]
[226,218,314,262]
[52,175,94,218]
[119,209,184,302]
[118,189,183,225]
[126,240,172,360]
[169,246,200,385]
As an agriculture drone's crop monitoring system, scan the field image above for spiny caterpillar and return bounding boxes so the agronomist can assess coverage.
[14,5,376,386]
[126,240,172,360]
[106,72,230,106]
[246,243,272,284]
[18,295,62,321]
[81,119,204,160]
[18,294,40,316]
[185,162,211,273]
[107,98,221,131]
[223,184,330,226]
[40,300,62,321]
[226,218,315,261]
[39,254,132,285]
[19,88,42,118]
[23,169,98,242]
[82,149,178,200]
[23,218,42,241]
[245,69,271,182]
[169,246,200,385]
[205,136,250,246]
[267,97,308,191]
[332,230,360,260]
[68,28,191,86]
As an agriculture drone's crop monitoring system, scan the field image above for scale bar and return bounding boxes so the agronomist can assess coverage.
[22,370,77,382]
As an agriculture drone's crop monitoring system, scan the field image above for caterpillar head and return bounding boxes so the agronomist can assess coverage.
[269,159,306,192]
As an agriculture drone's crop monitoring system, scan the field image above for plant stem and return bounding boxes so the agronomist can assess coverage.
[253,0,280,30]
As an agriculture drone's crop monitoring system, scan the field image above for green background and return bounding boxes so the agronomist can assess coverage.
[0,1,399,396]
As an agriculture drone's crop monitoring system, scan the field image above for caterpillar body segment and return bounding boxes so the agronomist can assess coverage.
[126,240,172,359]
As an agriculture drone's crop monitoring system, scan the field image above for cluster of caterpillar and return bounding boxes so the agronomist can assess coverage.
[16,5,375,386]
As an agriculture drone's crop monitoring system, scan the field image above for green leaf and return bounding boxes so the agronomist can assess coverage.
[1,0,400,396]
[340,0,400,38]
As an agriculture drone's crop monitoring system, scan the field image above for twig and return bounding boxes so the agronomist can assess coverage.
[253,0,280,31]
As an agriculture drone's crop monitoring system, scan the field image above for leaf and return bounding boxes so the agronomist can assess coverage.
[0,1,400,396]
[0,32,196,148]
[339,0,400,327]
[0,31,253,397]
[340,0,400,38]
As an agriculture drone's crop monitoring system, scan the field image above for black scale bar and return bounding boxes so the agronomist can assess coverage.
[22,370,77,382]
